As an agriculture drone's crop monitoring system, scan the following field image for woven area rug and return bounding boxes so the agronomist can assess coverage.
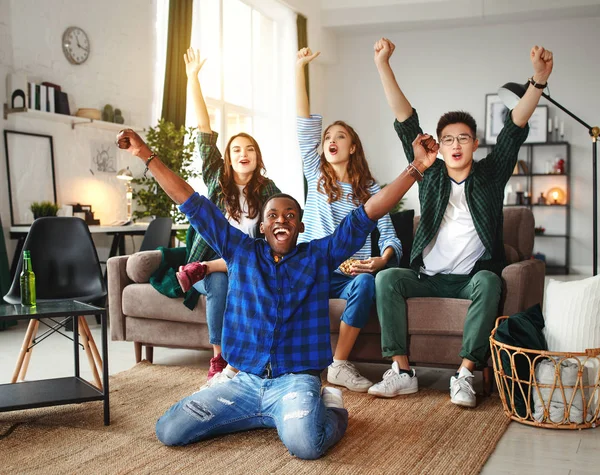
[0,362,509,474]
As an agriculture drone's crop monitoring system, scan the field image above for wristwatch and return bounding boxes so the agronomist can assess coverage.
[406,163,424,182]
[528,77,547,89]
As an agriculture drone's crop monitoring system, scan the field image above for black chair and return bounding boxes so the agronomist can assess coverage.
[139,217,173,252]
[3,217,107,388]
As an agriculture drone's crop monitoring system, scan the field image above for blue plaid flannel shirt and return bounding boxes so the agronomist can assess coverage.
[180,192,376,377]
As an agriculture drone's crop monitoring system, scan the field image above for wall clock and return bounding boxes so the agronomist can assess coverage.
[62,26,90,65]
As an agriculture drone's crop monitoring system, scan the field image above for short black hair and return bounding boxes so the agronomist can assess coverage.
[261,193,303,220]
[436,111,477,139]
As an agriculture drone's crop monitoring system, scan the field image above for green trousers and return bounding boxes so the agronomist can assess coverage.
[375,268,502,368]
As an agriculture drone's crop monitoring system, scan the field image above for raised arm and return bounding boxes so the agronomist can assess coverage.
[296,47,320,118]
[374,38,412,123]
[184,47,210,133]
[364,133,438,221]
[117,129,194,204]
[511,46,553,127]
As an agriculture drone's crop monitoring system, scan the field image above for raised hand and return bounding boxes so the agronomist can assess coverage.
[530,45,553,83]
[116,129,151,159]
[412,133,439,171]
[374,37,395,66]
[297,47,320,68]
[184,47,207,78]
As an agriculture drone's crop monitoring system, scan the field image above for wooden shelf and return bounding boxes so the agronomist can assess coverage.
[3,104,144,132]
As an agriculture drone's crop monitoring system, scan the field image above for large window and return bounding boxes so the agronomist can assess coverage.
[186,0,302,200]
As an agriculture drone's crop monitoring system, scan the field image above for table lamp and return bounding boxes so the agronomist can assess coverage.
[116,167,134,222]
[498,82,600,275]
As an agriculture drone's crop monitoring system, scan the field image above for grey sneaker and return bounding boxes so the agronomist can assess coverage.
[327,361,372,392]
[322,386,344,409]
[450,367,476,408]
[368,361,418,397]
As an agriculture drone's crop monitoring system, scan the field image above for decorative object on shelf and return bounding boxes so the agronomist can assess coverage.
[6,72,27,109]
[533,252,546,262]
[91,140,116,173]
[517,159,529,174]
[114,108,124,124]
[62,26,90,65]
[76,108,101,120]
[3,130,57,226]
[523,191,531,206]
[498,81,600,276]
[553,157,566,174]
[547,186,566,205]
[30,201,60,219]
[534,226,546,235]
[131,119,199,223]
[71,203,100,225]
[515,191,524,206]
[537,192,546,205]
[117,167,134,222]
[102,104,114,122]
[485,94,548,144]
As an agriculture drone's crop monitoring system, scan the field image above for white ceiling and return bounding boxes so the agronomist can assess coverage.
[320,0,600,33]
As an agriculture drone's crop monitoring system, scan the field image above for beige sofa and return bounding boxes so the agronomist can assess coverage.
[108,207,545,379]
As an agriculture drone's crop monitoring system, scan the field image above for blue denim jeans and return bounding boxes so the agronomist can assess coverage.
[193,271,228,346]
[155,372,348,460]
[329,272,375,329]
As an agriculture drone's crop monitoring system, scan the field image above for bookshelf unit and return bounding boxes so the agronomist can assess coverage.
[478,141,570,275]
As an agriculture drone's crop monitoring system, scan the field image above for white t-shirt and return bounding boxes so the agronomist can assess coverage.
[422,180,486,276]
[227,184,259,237]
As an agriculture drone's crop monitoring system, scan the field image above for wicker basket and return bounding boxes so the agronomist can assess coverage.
[490,316,600,429]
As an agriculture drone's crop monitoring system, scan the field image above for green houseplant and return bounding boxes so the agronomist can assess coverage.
[132,119,199,224]
[30,201,60,219]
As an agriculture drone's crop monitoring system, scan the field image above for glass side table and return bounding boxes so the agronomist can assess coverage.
[0,300,109,425]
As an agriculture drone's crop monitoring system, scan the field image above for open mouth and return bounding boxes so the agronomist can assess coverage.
[451,152,462,161]
[273,227,291,242]
[239,159,250,165]
[328,144,338,155]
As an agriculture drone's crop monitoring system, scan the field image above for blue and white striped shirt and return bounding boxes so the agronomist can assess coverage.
[297,115,403,266]
[180,192,376,377]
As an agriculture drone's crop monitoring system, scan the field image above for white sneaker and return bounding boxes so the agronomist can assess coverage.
[450,367,476,408]
[198,366,237,392]
[327,361,373,392]
[322,387,344,409]
[367,361,418,397]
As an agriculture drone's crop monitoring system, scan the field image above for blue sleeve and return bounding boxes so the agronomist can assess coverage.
[179,192,253,262]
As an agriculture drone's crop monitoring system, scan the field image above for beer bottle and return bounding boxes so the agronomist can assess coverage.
[20,250,36,306]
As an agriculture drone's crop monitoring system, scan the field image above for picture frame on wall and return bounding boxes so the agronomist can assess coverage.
[485,94,548,144]
[3,130,57,226]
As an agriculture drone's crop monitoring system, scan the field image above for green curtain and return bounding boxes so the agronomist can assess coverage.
[297,13,309,200]
[0,216,16,330]
[161,0,194,129]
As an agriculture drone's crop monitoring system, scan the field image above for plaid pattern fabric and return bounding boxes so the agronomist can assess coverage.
[180,192,376,377]
[394,109,529,276]
[186,131,281,264]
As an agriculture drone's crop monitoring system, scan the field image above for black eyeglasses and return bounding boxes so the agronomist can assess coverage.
[440,134,474,146]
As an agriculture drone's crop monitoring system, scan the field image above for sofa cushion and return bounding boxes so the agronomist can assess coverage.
[126,250,162,283]
[371,209,415,268]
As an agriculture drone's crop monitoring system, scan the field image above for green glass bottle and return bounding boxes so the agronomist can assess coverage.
[20,250,36,307]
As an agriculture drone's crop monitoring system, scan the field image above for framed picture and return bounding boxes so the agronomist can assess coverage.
[3,130,57,226]
[485,94,548,144]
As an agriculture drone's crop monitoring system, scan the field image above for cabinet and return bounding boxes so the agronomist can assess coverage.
[477,142,570,275]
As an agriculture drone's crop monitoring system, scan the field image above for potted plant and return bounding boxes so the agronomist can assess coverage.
[131,119,199,225]
[30,201,60,219]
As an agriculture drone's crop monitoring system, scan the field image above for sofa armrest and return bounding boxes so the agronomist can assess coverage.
[125,250,163,283]
[107,255,132,341]
[501,259,546,316]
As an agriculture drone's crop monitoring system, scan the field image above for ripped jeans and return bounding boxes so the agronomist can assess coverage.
[155,371,348,460]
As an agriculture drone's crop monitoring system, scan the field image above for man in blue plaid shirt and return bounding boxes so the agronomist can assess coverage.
[117,128,437,459]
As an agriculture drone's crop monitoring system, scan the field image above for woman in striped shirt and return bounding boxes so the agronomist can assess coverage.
[296,47,403,392]
[180,48,280,381]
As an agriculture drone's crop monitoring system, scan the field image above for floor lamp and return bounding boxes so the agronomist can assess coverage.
[498,82,600,276]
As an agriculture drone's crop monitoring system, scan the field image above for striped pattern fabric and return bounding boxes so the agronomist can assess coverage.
[394,109,529,276]
[186,131,281,264]
[180,192,376,377]
[297,115,403,266]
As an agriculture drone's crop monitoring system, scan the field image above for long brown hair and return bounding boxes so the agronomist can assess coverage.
[318,121,374,205]
[219,133,270,222]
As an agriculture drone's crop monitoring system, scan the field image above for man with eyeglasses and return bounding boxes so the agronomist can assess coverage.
[369,38,553,407]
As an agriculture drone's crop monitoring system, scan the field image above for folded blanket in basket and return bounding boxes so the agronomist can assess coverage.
[533,358,587,423]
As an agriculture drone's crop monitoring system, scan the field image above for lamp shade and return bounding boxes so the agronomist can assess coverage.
[497,82,528,109]
[116,167,133,181]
